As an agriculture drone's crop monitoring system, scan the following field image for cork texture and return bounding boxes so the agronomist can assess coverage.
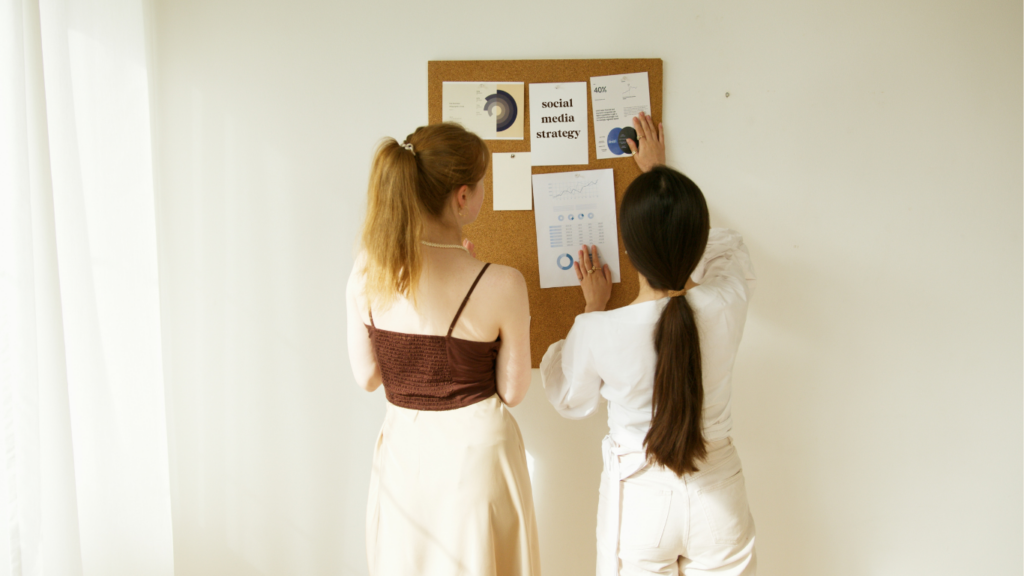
[428,59,663,367]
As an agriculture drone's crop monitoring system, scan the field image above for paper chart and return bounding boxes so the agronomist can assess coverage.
[442,82,524,140]
[532,169,620,289]
[589,72,652,159]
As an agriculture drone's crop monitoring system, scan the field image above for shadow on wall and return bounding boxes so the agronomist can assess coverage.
[511,371,609,576]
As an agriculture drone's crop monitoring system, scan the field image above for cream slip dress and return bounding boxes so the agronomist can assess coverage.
[364,264,541,576]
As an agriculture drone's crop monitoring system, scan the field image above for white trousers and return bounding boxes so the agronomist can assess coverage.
[596,438,756,576]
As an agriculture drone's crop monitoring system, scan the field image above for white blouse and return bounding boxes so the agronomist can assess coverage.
[540,228,757,457]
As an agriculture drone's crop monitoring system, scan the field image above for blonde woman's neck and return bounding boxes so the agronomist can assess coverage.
[420,213,463,246]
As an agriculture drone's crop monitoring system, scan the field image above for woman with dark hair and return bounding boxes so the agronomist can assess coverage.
[346,123,540,575]
[541,112,757,575]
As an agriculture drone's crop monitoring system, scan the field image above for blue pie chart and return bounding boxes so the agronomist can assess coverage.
[607,127,623,155]
[557,253,574,270]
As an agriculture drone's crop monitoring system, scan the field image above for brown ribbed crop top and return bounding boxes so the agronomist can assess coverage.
[365,263,500,411]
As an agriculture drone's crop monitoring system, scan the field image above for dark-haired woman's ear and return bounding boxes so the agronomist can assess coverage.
[626,111,666,173]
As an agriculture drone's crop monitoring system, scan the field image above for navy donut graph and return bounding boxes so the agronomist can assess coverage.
[607,127,623,155]
[484,90,518,133]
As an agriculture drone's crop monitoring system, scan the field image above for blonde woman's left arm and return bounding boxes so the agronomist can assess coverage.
[346,252,383,392]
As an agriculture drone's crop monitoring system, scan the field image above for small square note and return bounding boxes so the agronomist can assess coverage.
[492,152,533,211]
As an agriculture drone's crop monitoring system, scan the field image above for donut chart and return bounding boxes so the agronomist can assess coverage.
[556,253,574,270]
[484,90,519,133]
[617,126,637,155]
[607,127,623,155]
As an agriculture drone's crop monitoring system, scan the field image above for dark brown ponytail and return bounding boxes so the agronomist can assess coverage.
[620,166,710,475]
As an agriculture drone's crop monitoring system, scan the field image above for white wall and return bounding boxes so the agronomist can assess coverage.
[153,1,1022,574]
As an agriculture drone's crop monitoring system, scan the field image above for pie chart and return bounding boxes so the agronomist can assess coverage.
[607,127,623,155]
[484,90,519,133]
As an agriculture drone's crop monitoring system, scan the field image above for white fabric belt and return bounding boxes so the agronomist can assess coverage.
[602,435,649,576]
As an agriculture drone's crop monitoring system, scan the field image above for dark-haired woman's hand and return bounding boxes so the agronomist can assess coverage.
[626,111,665,173]
[574,244,612,313]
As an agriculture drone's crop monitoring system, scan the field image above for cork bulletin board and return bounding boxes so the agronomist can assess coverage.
[427,59,663,367]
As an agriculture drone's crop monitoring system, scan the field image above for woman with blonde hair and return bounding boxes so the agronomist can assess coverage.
[346,123,540,575]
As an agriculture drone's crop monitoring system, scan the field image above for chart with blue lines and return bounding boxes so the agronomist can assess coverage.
[547,177,601,200]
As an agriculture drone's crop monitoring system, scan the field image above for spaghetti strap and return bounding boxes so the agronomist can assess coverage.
[368,307,375,328]
[448,263,491,337]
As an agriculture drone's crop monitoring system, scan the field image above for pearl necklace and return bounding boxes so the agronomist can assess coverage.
[421,240,469,254]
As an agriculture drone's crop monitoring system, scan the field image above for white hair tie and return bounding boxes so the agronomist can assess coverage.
[400,142,415,156]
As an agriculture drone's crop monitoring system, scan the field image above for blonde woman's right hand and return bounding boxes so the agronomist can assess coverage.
[625,111,665,173]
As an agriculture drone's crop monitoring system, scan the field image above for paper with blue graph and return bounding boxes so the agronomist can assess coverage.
[590,72,651,160]
[532,169,621,289]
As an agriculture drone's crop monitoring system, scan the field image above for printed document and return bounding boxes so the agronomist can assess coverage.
[442,82,524,140]
[589,72,652,159]
[528,82,589,166]
[532,169,620,289]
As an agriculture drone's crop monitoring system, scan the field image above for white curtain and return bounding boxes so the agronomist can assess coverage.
[0,0,174,575]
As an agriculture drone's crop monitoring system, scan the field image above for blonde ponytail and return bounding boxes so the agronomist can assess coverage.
[360,124,489,309]
[362,138,422,310]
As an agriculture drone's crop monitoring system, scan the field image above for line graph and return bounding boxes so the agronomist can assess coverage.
[548,178,600,199]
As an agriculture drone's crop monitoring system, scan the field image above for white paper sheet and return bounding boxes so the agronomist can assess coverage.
[528,82,589,166]
[492,153,533,211]
[532,169,621,289]
[589,72,652,160]
[442,82,524,140]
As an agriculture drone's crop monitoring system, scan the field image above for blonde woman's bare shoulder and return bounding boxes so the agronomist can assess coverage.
[473,263,529,321]
[478,263,527,295]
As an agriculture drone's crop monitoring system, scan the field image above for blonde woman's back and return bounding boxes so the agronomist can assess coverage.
[361,249,507,342]
[350,247,531,404]
[346,123,537,575]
